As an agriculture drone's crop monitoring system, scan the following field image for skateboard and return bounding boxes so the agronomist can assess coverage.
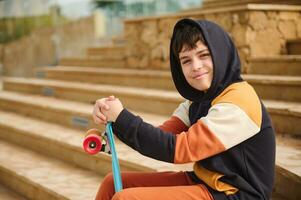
[83,122,123,192]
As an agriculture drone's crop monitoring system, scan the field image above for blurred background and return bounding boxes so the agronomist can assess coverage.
[0,1,300,199]
[0,0,202,42]
[0,0,201,77]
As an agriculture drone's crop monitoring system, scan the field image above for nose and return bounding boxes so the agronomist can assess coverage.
[191,57,203,71]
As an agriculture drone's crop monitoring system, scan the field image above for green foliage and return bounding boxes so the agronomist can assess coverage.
[93,0,124,9]
[0,15,56,44]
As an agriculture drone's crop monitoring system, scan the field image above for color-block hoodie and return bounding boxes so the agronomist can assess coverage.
[112,18,276,200]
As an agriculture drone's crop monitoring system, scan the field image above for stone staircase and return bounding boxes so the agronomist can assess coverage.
[0,39,300,199]
[0,14,300,200]
[0,183,27,200]
[0,43,192,199]
[59,44,126,68]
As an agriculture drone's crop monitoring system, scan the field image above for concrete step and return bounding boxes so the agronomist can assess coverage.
[34,67,301,102]
[0,110,299,199]
[11,68,301,103]
[0,90,169,130]
[0,139,102,200]
[111,35,126,46]
[274,134,301,200]
[0,183,28,200]
[243,74,301,102]
[247,55,301,76]
[59,57,125,68]
[0,83,300,137]
[287,39,301,55]
[264,100,301,136]
[3,77,182,116]
[270,193,289,200]
[86,46,125,59]
[3,77,301,135]
[34,66,174,90]
[0,110,192,173]
[0,90,95,130]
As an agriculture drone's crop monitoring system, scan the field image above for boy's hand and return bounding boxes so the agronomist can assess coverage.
[92,95,116,125]
[92,96,124,125]
[102,98,124,122]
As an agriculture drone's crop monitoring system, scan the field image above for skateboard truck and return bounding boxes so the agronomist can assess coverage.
[83,122,123,192]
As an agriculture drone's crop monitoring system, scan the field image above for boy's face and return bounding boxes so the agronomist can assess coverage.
[179,40,213,92]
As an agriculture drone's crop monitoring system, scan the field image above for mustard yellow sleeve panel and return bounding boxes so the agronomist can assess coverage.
[211,81,262,128]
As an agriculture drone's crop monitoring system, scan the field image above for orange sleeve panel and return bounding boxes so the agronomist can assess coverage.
[159,116,189,134]
[174,120,226,164]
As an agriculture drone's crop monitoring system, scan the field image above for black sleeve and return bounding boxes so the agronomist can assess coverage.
[112,109,176,163]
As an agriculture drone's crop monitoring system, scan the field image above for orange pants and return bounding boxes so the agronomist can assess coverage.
[95,171,214,200]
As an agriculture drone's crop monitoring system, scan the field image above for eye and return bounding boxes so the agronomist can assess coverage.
[199,53,211,60]
[182,60,191,65]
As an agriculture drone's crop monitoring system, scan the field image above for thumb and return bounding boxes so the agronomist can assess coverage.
[107,95,115,101]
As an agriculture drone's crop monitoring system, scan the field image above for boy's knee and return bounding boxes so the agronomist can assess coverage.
[102,172,114,186]
[95,172,115,200]
[112,189,135,200]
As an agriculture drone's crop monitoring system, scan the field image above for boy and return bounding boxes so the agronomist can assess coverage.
[92,18,276,200]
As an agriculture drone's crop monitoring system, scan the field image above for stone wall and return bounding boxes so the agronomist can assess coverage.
[124,4,301,72]
[0,16,95,77]
[201,0,301,8]
[0,44,3,75]
[56,17,96,59]
[1,28,56,77]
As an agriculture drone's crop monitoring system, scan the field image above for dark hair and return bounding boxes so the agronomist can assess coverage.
[171,23,206,59]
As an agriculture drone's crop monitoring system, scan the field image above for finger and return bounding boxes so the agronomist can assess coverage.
[93,108,107,121]
[93,114,105,125]
[96,100,110,110]
[107,95,115,101]
[93,111,107,124]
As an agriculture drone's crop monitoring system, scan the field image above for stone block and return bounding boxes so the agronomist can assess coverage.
[237,47,249,73]
[249,29,283,56]
[139,56,149,69]
[204,14,218,24]
[150,44,163,60]
[233,12,249,25]
[297,17,301,38]
[158,18,178,38]
[127,56,149,69]
[215,13,232,32]
[150,59,166,69]
[126,42,141,57]
[141,20,158,47]
[232,24,248,47]
[249,11,268,31]
[150,41,169,61]
[125,23,140,42]
[266,11,279,20]
[279,12,299,20]
[278,20,297,40]
[126,57,139,68]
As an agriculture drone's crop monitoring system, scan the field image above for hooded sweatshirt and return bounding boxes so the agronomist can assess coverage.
[112,18,276,200]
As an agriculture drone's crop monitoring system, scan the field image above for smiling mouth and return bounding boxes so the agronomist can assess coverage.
[193,72,208,80]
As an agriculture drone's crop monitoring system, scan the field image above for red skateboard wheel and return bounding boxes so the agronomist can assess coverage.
[83,133,102,155]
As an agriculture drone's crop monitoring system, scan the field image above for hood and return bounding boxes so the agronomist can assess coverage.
[170,18,243,102]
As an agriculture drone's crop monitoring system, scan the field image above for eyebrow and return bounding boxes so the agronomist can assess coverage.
[179,49,209,60]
